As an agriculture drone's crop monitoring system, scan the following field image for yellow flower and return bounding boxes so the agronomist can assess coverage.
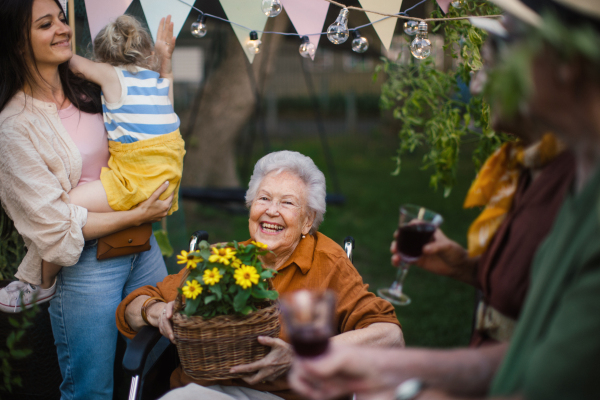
[208,247,236,265]
[203,267,222,286]
[251,241,268,249]
[182,280,202,300]
[231,258,243,269]
[176,250,203,269]
[234,265,260,290]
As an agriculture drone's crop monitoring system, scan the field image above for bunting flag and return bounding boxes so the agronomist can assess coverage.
[140,0,194,42]
[436,0,453,14]
[280,0,329,61]
[84,0,133,41]
[357,0,403,51]
[219,0,270,63]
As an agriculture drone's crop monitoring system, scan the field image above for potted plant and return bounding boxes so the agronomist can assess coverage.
[172,240,280,380]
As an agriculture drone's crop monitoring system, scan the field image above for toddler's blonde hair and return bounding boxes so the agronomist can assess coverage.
[93,15,158,72]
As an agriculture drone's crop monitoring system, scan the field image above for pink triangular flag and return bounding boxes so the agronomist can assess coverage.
[280,0,330,60]
[84,0,133,40]
[436,0,452,14]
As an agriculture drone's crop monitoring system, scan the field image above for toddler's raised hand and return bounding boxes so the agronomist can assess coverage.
[155,15,176,66]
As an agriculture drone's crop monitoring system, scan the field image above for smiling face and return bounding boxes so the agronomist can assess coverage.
[248,171,315,262]
[29,0,72,70]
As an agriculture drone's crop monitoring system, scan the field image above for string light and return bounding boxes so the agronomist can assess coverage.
[176,0,502,61]
[403,20,418,36]
[246,31,262,54]
[351,31,369,53]
[191,14,207,38]
[327,8,350,44]
[261,0,282,17]
[410,21,431,60]
[299,36,316,59]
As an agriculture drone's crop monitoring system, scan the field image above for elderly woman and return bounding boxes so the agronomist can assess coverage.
[116,150,404,400]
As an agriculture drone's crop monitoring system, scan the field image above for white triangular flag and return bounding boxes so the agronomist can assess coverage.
[219,0,270,63]
[140,0,193,42]
[358,0,403,51]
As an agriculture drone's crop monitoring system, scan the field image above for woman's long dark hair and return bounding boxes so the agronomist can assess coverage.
[0,0,101,238]
[0,0,101,114]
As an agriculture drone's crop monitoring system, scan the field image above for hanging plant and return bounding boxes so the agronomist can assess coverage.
[377,0,508,196]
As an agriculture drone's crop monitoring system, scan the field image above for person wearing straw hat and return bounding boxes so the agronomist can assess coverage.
[288,1,600,400]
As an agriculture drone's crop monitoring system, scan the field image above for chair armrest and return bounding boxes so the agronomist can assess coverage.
[122,325,164,376]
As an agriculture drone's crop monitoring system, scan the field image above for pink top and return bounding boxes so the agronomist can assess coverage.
[58,104,109,186]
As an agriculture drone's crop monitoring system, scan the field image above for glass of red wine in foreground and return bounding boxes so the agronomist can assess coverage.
[281,290,336,358]
[378,204,443,306]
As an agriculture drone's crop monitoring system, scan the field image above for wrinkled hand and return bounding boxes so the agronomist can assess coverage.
[148,301,175,343]
[154,15,176,74]
[157,301,176,344]
[136,181,173,224]
[229,336,293,385]
[390,228,469,279]
[289,343,403,400]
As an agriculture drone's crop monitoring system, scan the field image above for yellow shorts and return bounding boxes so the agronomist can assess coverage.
[100,129,186,215]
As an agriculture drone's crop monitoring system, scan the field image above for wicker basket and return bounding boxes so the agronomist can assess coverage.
[172,298,281,380]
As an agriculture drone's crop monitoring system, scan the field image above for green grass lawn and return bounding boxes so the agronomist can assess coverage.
[171,128,480,349]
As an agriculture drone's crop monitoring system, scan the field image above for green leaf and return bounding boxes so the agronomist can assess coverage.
[210,284,222,300]
[260,270,275,279]
[9,348,32,359]
[251,287,268,299]
[240,305,254,315]
[199,249,211,261]
[204,295,216,305]
[153,229,173,258]
[233,290,251,312]
[264,290,279,300]
[183,297,201,316]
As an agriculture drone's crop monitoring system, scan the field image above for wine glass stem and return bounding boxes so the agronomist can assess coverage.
[390,262,410,297]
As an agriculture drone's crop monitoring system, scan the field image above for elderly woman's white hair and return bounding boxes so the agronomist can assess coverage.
[245,151,326,234]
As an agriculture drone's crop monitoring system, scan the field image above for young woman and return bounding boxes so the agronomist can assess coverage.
[0,0,171,398]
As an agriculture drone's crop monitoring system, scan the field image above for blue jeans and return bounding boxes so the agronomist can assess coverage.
[49,234,167,400]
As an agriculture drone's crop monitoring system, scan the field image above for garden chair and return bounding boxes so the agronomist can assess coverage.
[122,231,355,400]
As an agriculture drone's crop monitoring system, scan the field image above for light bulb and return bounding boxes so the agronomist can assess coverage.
[451,0,463,8]
[261,0,282,17]
[246,31,262,55]
[410,21,432,60]
[403,20,418,36]
[191,14,207,38]
[327,8,350,45]
[351,31,369,53]
[299,36,316,59]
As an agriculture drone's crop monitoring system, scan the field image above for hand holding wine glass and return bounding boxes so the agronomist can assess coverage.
[379,205,443,306]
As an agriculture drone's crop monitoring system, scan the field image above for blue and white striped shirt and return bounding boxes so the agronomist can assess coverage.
[102,66,180,143]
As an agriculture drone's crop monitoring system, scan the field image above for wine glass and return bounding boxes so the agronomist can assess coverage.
[378,205,443,306]
[280,290,336,358]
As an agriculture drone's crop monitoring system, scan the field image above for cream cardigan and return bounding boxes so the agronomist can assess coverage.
[0,92,88,285]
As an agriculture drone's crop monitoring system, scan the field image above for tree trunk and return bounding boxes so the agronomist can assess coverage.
[181,15,288,188]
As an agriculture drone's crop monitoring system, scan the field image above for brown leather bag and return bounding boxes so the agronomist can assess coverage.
[96,223,152,260]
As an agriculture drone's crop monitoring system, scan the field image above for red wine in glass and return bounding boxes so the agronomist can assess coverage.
[397,223,437,261]
[378,205,443,306]
[290,326,330,358]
